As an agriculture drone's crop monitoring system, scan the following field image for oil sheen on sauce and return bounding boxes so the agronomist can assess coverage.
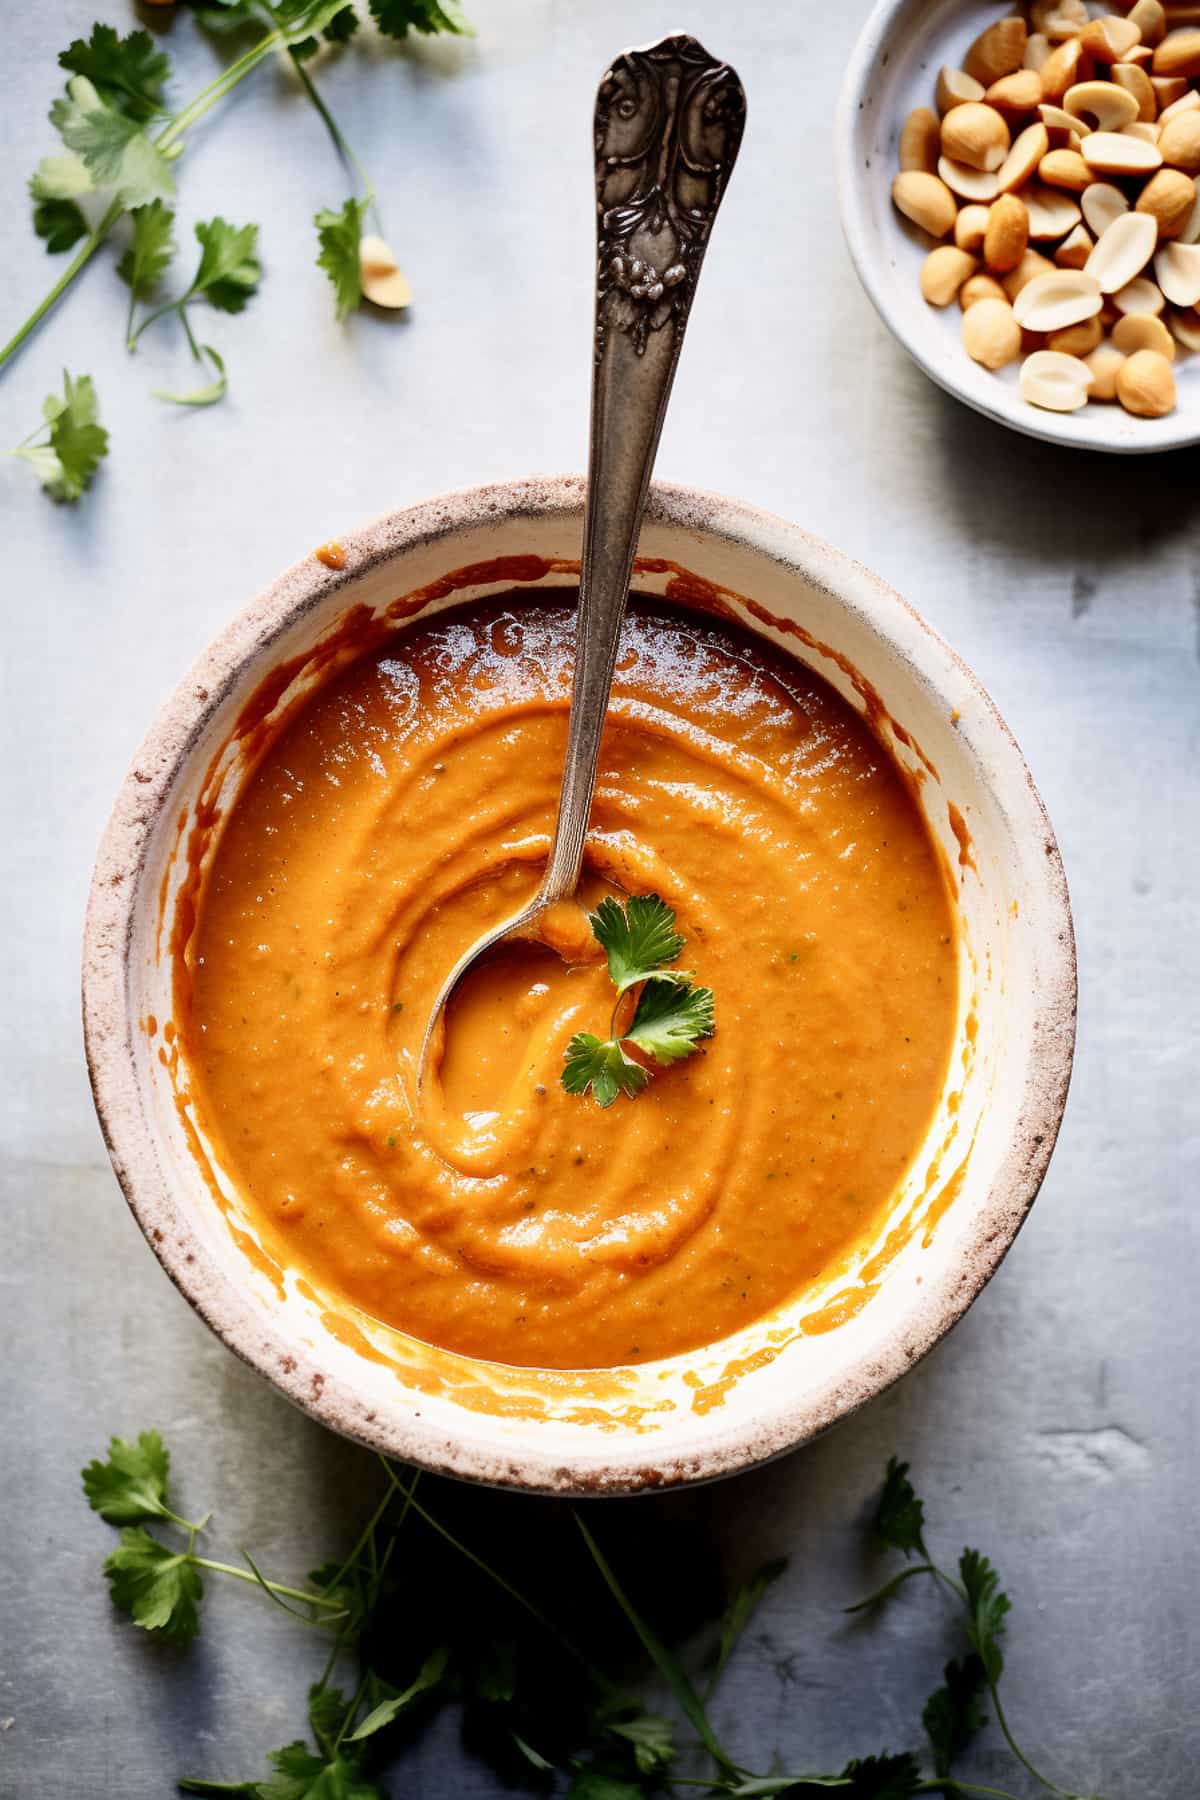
[181,595,958,1370]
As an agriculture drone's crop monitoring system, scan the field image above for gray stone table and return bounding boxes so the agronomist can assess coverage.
[2,2,1198,1796]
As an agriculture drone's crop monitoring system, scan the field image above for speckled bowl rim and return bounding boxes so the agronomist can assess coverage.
[82,474,1077,1494]
[835,0,1200,456]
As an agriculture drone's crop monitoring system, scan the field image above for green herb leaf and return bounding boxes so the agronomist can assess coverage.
[922,1654,988,1778]
[841,1753,921,1799]
[104,1527,203,1640]
[575,1512,734,1778]
[607,1711,675,1775]
[50,76,174,210]
[589,894,687,998]
[315,196,367,319]
[33,198,89,253]
[731,1780,852,1796]
[561,1034,650,1109]
[117,199,177,299]
[30,151,94,202]
[959,1549,1010,1685]
[82,1430,178,1524]
[59,25,171,123]
[713,1557,788,1685]
[276,0,368,43]
[873,1457,928,1560]
[14,370,109,503]
[347,1645,449,1741]
[258,1740,384,1800]
[368,0,472,37]
[191,218,262,313]
[624,977,714,1066]
[323,7,361,42]
[153,345,228,408]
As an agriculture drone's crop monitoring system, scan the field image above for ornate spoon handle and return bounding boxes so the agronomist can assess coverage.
[537,32,746,905]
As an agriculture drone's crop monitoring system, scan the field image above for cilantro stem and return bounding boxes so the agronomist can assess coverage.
[0,198,123,370]
[189,1555,346,1612]
[1,19,287,376]
[378,1460,609,1691]
[287,49,379,232]
[575,1510,739,1781]
[985,1683,1075,1800]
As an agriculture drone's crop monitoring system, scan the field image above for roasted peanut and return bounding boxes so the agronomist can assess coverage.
[920,245,980,304]
[985,193,1031,270]
[1112,309,1177,354]
[900,107,943,172]
[892,170,959,237]
[962,296,1023,365]
[942,101,1012,169]
[1136,168,1198,235]
[963,16,1028,86]
[959,271,1011,308]
[1115,345,1177,409]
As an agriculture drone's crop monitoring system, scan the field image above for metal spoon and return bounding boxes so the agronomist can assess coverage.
[418,32,746,1087]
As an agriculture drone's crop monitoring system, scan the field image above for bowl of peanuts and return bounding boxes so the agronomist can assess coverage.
[837,0,1200,450]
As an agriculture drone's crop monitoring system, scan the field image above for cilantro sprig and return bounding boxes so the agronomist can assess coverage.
[4,4,472,492]
[561,895,715,1107]
[81,1433,1104,1800]
[11,368,108,501]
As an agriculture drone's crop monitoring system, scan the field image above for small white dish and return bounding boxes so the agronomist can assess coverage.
[836,0,1200,455]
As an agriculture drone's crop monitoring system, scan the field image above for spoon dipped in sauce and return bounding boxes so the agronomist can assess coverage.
[418,32,746,1087]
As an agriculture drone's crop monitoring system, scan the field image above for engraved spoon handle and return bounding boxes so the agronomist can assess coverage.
[537,33,746,906]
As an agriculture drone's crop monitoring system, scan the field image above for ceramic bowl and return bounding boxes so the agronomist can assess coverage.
[83,476,1075,1493]
[837,0,1200,455]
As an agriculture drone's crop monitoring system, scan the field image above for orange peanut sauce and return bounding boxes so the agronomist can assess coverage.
[179,595,957,1371]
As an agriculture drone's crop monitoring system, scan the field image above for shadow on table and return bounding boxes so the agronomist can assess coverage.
[924,382,1200,589]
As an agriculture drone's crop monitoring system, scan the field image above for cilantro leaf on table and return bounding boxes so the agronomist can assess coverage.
[590,894,688,997]
[117,200,177,301]
[104,1526,204,1640]
[13,370,109,503]
[873,1457,928,1560]
[323,7,362,42]
[565,1773,646,1800]
[30,150,93,250]
[82,1428,198,1526]
[50,76,175,211]
[562,1034,650,1109]
[59,25,171,123]
[181,1730,388,1798]
[922,1654,988,1777]
[368,0,472,37]
[315,196,368,319]
[624,977,714,1065]
[605,1711,675,1775]
[191,218,262,313]
[154,345,228,407]
[960,1549,1010,1684]
[347,1647,449,1741]
[841,1753,922,1799]
[33,198,89,254]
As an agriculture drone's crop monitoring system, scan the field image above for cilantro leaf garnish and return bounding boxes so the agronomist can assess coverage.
[624,977,715,1065]
[323,6,362,41]
[922,1654,987,1777]
[561,895,713,1106]
[590,893,687,997]
[315,195,368,319]
[841,1752,922,1798]
[58,25,171,124]
[32,198,89,254]
[346,1645,450,1741]
[562,1034,650,1110]
[104,1526,205,1641]
[50,76,175,210]
[368,0,472,37]
[12,370,109,503]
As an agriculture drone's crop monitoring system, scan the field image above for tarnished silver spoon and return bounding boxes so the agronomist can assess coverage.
[418,31,745,1087]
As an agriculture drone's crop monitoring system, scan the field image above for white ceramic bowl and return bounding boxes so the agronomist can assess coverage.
[837,0,1200,455]
[83,476,1075,1493]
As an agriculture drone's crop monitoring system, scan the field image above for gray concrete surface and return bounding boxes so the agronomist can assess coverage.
[1,3,1198,1796]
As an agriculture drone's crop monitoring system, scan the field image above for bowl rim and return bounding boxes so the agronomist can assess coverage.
[834,0,1200,457]
[82,473,1077,1494]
